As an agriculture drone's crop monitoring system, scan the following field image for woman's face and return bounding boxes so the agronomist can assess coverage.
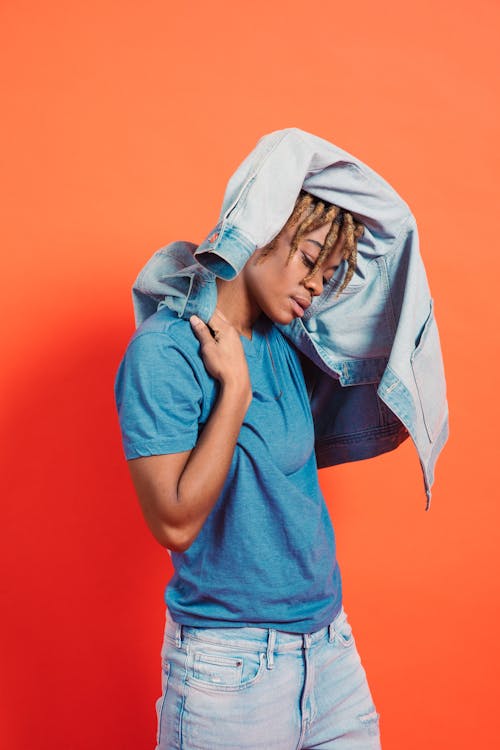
[243,217,347,325]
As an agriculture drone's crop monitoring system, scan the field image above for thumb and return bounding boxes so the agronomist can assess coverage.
[189,315,212,343]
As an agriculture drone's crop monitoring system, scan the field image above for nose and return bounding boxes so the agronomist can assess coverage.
[303,272,324,298]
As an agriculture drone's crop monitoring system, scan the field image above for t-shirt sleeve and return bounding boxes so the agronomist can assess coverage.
[114,331,204,459]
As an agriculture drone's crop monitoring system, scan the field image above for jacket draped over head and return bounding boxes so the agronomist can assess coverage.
[132,127,449,510]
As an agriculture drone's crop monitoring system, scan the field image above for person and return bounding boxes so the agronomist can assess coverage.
[115,187,383,749]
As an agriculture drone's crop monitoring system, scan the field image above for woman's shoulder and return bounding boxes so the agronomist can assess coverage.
[126,306,200,362]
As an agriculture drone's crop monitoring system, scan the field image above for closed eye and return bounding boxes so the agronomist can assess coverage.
[300,252,334,286]
[300,251,316,271]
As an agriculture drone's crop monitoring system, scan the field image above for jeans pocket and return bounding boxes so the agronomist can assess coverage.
[193,652,243,685]
[334,609,355,648]
[187,643,266,693]
[155,660,170,746]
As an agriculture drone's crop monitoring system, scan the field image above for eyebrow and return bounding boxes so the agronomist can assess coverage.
[303,239,340,270]
[304,239,323,250]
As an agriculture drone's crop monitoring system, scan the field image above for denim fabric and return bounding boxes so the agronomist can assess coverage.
[131,128,449,508]
[154,607,381,749]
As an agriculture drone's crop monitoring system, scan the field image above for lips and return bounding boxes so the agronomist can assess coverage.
[290,296,311,318]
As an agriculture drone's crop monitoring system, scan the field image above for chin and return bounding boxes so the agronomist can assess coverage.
[268,309,295,325]
[259,299,295,325]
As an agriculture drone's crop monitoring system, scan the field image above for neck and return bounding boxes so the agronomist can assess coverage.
[215,275,262,340]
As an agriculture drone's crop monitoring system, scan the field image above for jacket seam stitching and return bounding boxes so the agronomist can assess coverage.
[221,132,291,226]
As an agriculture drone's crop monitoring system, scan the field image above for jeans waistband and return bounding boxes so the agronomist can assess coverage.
[165,605,345,655]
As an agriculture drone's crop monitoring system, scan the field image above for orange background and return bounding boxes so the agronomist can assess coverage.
[2,2,499,748]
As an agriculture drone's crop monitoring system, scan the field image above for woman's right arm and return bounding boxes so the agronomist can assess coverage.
[126,310,252,553]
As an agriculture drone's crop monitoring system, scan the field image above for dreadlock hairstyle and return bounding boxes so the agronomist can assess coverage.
[258,190,365,298]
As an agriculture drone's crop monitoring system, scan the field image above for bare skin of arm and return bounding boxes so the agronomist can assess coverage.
[127,309,252,553]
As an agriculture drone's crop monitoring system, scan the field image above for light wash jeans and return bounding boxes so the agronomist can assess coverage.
[154,606,381,749]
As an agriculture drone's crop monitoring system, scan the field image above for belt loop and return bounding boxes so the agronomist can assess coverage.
[175,623,183,648]
[266,629,276,670]
[328,622,335,643]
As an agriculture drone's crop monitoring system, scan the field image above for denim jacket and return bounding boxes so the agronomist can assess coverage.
[131,128,449,510]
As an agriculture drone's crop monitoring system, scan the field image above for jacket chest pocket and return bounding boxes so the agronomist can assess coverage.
[411,299,447,442]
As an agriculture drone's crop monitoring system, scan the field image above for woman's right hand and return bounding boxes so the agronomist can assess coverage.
[190,309,252,406]
[130,308,253,553]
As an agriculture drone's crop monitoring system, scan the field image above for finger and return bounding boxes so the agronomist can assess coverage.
[189,315,214,344]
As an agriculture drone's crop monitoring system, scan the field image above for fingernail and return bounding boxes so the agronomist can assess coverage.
[189,315,200,325]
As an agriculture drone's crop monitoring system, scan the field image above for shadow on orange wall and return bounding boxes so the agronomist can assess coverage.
[2,324,172,747]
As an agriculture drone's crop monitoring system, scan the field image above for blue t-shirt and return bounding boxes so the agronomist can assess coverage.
[114,307,342,632]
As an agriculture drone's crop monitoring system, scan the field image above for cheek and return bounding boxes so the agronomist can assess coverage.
[247,250,302,308]
[265,263,293,300]
[286,253,308,284]
[255,258,283,294]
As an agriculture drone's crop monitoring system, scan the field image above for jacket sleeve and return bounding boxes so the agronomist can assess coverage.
[194,128,411,281]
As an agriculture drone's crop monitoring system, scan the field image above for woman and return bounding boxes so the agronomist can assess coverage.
[115,187,382,748]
